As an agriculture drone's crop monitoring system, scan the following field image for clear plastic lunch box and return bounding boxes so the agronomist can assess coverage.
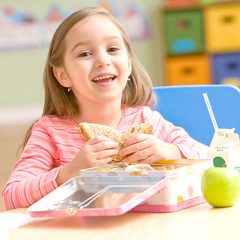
[28,159,212,217]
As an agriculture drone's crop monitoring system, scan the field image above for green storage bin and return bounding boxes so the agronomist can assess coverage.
[163,9,204,55]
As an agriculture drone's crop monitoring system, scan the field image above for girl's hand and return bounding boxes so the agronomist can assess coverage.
[119,134,183,164]
[72,136,119,169]
[57,136,119,185]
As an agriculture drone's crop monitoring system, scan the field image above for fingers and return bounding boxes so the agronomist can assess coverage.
[119,135,162,164]
[95,148,119,160]
[123,148,153,163]
[85,136,119,162]
[119,134,152,157]
[93,157,113,165]
[87,136,119,151]
[123,134,149,147]
[82,135,161,167]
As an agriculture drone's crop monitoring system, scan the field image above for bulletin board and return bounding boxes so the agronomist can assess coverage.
[0,0,151,52]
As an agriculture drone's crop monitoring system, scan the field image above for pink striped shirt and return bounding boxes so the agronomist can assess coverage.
[2,106,208,210]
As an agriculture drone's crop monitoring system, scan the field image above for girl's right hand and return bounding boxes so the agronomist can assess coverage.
[72,136,119,169]
[57,136,119,185]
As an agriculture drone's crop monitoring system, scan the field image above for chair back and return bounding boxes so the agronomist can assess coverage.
[153,85,240,145]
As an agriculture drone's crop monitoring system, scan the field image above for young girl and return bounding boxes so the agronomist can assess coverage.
[2,7,208,210]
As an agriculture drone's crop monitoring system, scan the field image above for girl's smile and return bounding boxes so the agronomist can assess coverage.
[92,73,117,86]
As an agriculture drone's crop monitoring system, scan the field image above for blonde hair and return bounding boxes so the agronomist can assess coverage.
[21,7,156,150]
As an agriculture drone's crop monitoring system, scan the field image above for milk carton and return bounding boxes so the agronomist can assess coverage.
[208,129,240,167]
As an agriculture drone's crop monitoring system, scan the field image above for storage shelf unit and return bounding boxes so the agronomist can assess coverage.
[161,1,240,87]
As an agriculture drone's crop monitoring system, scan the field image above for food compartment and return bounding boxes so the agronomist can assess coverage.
[81,159,212,212]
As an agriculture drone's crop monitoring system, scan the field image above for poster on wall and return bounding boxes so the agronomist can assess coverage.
[0,0,151,52]
[0,4,72,51]
[100,0,151,41]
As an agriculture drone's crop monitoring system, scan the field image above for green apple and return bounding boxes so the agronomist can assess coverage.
[201,167,240,208]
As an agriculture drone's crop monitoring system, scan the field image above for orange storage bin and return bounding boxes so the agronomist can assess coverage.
[165,55,212,85]
[205,3,240,52]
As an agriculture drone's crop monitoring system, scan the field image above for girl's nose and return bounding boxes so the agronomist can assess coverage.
[94,51,111,68]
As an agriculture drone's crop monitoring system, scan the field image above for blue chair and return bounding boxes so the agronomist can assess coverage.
[153,85,240,146]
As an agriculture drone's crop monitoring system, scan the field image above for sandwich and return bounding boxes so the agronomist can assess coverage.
[76,122,153,162]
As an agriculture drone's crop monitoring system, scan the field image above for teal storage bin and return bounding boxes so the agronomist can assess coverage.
[163,8,204,55]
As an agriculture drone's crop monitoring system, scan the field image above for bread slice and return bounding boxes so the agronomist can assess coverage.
[77,122,152,162]
[78,122,123,144]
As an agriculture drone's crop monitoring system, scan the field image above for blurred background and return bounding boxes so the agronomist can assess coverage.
[1,0,240,210]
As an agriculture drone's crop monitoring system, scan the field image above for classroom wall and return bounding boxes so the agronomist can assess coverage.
[0,0,165,211]
[0,0,165,107]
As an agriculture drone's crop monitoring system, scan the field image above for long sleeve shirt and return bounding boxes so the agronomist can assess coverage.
[2,106,209,210]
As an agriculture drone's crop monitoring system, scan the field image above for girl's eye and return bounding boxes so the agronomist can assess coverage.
[79,51,92,57]
[108,47,120,53]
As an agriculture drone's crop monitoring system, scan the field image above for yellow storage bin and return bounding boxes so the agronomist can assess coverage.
[165,55,211,85]
[205,3,240,52]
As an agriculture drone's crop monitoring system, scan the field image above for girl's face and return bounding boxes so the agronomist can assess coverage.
[55,14,132,107]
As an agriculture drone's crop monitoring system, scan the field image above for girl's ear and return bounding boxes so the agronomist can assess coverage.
[53,66,71,88]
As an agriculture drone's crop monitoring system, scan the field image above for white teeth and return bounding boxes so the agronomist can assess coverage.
[93,75,114,81]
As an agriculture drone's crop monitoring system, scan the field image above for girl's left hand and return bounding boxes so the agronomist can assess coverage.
[119,134,182,164]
